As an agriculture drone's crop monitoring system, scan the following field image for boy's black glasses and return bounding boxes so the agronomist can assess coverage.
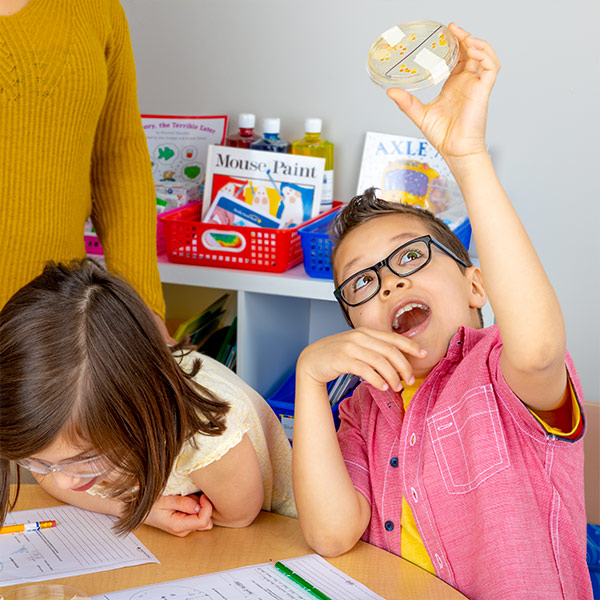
[334,235,468,308]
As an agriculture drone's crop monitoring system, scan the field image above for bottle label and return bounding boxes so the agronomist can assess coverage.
[320,170,334,212]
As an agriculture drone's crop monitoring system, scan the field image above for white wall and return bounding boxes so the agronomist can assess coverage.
[123,0,600,403]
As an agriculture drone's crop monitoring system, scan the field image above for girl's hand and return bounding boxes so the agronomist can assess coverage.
[387,23,500,163]
[297,327,427,392]
[144,493,213,537]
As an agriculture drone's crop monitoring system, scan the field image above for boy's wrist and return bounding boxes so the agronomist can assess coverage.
[444,150,493,180]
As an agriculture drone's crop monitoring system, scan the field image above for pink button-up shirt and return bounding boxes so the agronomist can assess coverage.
[337,325,591,600]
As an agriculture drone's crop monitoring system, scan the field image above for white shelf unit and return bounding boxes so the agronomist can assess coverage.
[157,256,494,399]
[158,256,348,398]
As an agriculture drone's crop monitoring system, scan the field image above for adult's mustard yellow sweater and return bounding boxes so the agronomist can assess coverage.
[0,0,165,316]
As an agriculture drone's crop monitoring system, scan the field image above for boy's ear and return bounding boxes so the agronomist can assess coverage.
[466,266,487,309]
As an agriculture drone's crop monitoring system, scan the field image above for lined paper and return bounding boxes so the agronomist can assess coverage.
[0,505,158,586]
[92,554,384,600]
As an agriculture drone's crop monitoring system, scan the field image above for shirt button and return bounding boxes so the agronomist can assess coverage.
[390,457,398,468]
[384,520,394,531]
[409,433,416,446]
[435,554,444,569]
[411,487,418,502]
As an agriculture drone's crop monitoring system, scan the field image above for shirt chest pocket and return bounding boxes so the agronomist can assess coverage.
[426,384,509,494]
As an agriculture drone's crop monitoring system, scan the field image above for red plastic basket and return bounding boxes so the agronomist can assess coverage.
[160,202,340,273]
[84,203,193,256]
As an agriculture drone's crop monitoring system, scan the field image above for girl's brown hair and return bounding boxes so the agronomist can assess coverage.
[0,259,229,533]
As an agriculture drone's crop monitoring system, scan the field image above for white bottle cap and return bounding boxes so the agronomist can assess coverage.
[305,118,322,133]
[238,113,255,128]
[263,118,280,134]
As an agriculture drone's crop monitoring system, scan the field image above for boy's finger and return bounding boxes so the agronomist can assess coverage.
[448,22,471,42]
[386,88,425,129]
[344,358,392,392]
[361,328,427,359]
[348,347,413,391]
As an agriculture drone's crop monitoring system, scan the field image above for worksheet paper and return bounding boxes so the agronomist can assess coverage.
[91,554,385,600]
[0,505,158,586]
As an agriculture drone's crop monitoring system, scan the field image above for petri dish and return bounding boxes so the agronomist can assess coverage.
[367,20,459,91]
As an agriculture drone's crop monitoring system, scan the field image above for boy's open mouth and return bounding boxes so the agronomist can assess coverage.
[392,302,431,336]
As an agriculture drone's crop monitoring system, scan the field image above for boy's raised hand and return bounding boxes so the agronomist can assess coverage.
[297,327,427,392]
[387,23,500,163]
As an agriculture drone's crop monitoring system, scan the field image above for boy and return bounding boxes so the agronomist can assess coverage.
[292,23,591,600]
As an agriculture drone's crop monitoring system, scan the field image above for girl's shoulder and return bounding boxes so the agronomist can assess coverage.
[175,350,248,399]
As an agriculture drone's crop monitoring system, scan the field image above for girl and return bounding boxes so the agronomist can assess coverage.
[0,259,295,536]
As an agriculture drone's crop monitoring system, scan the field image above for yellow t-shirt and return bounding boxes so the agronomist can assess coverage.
[400,380,436,573]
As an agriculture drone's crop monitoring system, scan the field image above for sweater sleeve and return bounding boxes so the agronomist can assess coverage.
[90,0,165,317]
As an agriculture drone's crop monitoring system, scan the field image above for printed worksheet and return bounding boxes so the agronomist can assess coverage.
[91,554,384,600]
[0,505,158,586]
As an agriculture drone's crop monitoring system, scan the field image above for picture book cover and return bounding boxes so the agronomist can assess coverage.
[142,115,228,198]
[356,131,468,229]
[202,145,325,229]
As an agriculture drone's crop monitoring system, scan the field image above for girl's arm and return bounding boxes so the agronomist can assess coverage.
[388,24,567,413]
[189,433,264,528]
[32,474,212,537]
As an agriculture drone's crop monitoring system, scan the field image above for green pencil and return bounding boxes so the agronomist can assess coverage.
[273,561,333,600]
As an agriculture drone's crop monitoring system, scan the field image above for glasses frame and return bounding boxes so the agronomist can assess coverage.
[334,234,469,313]
[16,455,110,479]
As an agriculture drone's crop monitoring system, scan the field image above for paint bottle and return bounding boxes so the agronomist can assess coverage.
[250,118,290,153]
[225,113,260,148]
[291,118,334,212]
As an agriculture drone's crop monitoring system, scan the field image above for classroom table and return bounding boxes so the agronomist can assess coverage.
[3,484,467,599]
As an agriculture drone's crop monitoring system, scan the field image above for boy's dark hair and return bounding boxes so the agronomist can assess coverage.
[0,259,230,534]
[330,187,483,328]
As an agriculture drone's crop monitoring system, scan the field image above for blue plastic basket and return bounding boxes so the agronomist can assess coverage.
[298,208,340,279]
[299,205,472,280]
[266,370,345,442]
[452,217,472,252]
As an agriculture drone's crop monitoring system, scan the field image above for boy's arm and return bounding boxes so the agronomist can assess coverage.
[293,328,425,556]
[293,373,371,557]
[388,24,567,412]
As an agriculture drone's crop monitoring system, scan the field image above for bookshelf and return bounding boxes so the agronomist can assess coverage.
[158,256,348,398]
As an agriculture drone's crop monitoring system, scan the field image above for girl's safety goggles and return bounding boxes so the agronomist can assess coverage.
[16,455,110,479]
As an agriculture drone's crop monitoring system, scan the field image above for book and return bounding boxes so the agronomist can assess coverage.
[202,145,325,229]
[356,131,468,230]
[142,114,228,197]
[204,190,282,229]
[173,294,231,346]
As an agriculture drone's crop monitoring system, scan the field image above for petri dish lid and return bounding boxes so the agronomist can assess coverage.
[367,20,459,91]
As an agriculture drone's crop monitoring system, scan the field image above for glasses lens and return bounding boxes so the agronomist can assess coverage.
[16,456,109,478]
[15,458,50,475]
[389,240,429,275]
[59,456,109,478]
[341,269,379,305]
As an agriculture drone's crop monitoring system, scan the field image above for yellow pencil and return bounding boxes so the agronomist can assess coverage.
[0,519,57,534]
